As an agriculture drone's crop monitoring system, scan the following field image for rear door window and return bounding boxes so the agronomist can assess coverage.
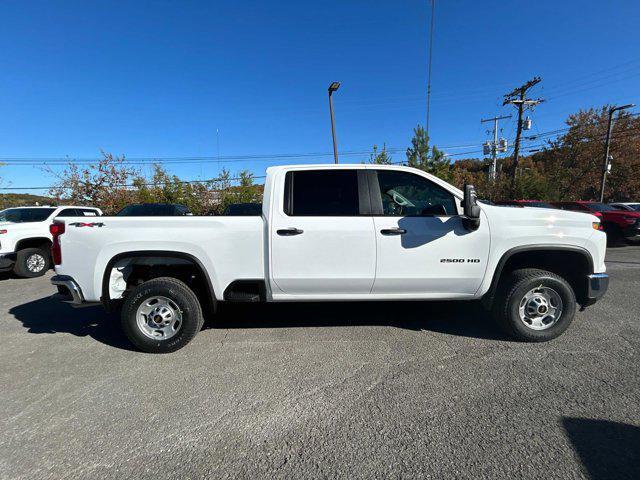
[285,170,359,216]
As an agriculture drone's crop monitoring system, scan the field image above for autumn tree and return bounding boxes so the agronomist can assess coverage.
[537,107,640,201]
[47,151,138,213]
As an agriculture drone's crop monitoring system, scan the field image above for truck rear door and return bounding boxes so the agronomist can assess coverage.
[269,169,376,296]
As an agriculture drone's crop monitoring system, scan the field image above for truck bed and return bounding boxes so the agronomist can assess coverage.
[55,216,265,302]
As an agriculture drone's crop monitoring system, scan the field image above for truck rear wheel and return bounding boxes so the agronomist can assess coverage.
[121,277,204,353]
[494,268,576,342]
[14,247,50,278]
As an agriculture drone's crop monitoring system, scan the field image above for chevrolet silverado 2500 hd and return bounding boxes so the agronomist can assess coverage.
[50,164,609,353]
[0,205,102,277]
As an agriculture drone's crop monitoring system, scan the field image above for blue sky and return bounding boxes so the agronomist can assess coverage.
[1,0,639,193]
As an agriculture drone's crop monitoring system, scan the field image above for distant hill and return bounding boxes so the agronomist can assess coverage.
[0,193,60,209]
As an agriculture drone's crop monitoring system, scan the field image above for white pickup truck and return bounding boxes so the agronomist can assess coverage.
[0,205,102,277]
[50,164,609,353]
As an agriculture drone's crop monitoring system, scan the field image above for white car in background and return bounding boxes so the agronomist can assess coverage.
[0,205,102,277]
[610,202,640,212]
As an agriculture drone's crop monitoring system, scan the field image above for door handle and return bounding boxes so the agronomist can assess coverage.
[380,228,407,235]
[277,228,304,236]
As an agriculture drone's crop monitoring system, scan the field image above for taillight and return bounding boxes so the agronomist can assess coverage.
[50,221,65,265]
[622,216,638,224]
[592,222,603,231]
[0,229,7,234]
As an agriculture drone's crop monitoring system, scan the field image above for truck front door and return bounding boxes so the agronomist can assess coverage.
[370,169,490,297]
[270,169,376,296]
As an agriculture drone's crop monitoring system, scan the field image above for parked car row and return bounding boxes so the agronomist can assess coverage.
[494,199,640,244]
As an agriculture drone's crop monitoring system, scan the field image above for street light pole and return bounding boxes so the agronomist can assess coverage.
[328,82,341,164]
[599,103,634,202]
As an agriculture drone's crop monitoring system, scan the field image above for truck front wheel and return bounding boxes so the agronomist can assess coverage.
[494,268,576,342]
[14,247,50,278]
[121,277,204,353]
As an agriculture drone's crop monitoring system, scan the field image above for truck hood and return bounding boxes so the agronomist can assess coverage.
[483,204,600,226]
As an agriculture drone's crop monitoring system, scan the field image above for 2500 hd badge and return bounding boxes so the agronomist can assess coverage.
[441,258,481,263]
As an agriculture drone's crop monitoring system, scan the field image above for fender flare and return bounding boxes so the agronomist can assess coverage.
[481,244,594,308]
[101,250,217,313]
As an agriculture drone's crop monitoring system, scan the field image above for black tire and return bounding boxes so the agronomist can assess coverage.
[121,277,204,353]
[493,268,576,342]
[13,247,50,278]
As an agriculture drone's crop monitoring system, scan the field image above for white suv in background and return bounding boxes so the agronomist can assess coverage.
[0,205,102,278]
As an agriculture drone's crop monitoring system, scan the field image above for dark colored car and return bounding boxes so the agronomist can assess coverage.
[116,203,192,216]
[223,203,263,216]
[495,200,555,209]
[551,201,640,244]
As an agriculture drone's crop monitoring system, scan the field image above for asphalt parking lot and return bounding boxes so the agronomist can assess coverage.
[1,247,639,479]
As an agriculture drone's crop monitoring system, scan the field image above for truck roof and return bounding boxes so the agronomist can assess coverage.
[265,163,464,197]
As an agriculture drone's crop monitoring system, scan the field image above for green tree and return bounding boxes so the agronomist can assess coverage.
[369,144,393,164]
[406,125,452,181]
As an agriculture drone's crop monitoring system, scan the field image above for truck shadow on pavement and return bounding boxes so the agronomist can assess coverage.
[10,296,508,351]
[562,417,640,480]
[9,297,135,351]
[213,300,508,341]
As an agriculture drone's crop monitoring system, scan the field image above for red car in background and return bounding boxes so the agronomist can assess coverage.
[551,201,640,244]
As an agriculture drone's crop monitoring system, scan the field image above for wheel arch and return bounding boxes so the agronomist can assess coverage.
[101,250,217,313]
[482,245,594,308]
[15,237,52,252]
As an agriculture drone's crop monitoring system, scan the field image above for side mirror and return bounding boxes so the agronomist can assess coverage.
[462,184,481,231]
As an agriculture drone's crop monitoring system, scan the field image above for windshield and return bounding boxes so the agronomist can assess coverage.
[0,208,56,223]
[116,204,189,216]
[585,203,617,212]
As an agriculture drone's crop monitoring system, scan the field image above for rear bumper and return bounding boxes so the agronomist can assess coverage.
[0,252,16,271]
[583,273,609,307]
[51,274,86,305]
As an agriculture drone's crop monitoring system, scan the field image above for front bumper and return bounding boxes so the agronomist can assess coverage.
[0,252,16,271]
[583,273,609,307]
[51,274,86,305]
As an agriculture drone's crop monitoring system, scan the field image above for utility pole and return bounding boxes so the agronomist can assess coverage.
[503,77,543,195]
[425,0,435,139]
[481,114,511,180]
[599,103,635,202]
[328,82,341,164]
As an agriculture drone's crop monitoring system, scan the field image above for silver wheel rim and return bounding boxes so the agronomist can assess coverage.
[518,286,563,331]
[26,253,46,273]
[135,296,183,340]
